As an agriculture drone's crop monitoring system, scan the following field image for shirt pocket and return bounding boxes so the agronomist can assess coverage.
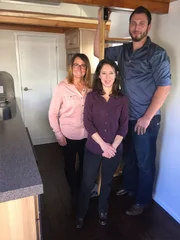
[64,94,80,108]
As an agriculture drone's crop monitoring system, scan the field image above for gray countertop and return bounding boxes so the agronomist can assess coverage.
[0,99,43,203]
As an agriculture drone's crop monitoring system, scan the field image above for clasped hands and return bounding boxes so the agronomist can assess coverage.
[101,142,116,159]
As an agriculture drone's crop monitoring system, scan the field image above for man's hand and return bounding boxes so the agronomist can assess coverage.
[57,135,67,146]
[134,116,151,135]
[98,7,111,22]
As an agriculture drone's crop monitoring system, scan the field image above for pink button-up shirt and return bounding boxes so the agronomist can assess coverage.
[48,79,89,141]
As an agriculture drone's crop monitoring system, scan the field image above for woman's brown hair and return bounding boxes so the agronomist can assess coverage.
[93,58,122,97]
[67,53,91,88]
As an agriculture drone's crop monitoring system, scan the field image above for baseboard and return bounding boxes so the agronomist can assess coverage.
[32,136,57,145]
[153,195,180,224]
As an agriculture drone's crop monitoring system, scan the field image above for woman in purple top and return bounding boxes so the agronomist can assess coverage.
[76,58,129,228]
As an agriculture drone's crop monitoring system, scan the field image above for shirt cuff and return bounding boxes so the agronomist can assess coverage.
[116,130,127,138]
[54,131,64,141]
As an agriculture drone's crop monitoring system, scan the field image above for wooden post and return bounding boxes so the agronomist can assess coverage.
[99,8,105,60]
[97,7,106,195]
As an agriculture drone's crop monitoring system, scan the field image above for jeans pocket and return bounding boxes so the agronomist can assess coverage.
[150,115,161,137]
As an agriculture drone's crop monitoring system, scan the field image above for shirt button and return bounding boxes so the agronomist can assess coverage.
[104,129,107,132]
[105,122,107,124]
[129,60,131,63]
[106,113,108,116]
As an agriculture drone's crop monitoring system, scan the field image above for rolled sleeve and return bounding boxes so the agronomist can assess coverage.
[48,84,63,137]
[116,96,129,137]
[105,45,122,61]
[151,48,172,86]
[83,93,97,136]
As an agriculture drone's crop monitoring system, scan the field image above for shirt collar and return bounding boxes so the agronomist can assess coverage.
[129,36,151,53]
[144,36,151,48]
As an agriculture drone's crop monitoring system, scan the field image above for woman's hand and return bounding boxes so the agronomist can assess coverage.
[101,142,116,158]
[102,151,111,158]
[57,135,67,146]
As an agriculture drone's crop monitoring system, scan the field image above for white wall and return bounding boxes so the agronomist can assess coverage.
[150,1,180,224]
[108,11,130,38]
[0,30,66,107]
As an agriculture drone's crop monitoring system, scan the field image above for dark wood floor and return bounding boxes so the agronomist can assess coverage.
[35,143,180,240]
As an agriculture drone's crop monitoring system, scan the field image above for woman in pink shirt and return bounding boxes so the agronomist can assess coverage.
[49,53,91,196]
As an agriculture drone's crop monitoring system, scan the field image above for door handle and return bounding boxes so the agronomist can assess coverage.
[24,87,33,91]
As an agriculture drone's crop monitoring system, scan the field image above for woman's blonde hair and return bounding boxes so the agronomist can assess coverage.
[67,53,91,88]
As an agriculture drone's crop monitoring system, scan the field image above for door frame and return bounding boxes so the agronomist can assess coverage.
[14,31,60,122]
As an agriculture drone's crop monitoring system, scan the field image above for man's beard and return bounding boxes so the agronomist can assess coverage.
[129,29,148,42]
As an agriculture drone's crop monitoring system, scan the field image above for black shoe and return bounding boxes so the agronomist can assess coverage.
[125,204,148,216]
[116,188,134,197]
[116,188,128,196]
[98,213,107,226]
[76,218,84,229]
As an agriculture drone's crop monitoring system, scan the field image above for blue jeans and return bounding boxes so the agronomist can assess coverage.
[123,115,160,205]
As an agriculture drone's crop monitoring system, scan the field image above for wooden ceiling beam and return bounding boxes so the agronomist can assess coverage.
[59,0,170,14]
[0,10,110,30]
[105,37,132,43]
[0,23,68,33]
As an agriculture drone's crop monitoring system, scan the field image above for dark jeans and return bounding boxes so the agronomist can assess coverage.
[77,148,121,219]
[63,138,86,195]
[123,115,161,205]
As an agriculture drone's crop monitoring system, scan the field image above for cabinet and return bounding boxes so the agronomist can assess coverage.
[0,196,41,240]
[65,28,100,73]
[66,29,80,49]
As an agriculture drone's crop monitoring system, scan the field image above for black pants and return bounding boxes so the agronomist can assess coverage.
[123,115,160,205]
[77,148,121,219]
[63,138,86,195]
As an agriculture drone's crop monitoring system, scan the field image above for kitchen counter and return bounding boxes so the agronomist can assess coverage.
[0,99,43,203]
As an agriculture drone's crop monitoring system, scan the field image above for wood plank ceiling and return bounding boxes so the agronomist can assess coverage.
[0,10,111,33]
[55,0,171,13]
[0,0,171,33]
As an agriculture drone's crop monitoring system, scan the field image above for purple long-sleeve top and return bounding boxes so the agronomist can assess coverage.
[84,91,129,154]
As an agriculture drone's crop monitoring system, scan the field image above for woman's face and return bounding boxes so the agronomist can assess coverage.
[72,57,87,79]
[99,64,116,89]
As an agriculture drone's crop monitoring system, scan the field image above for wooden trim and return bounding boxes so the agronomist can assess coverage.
[150,0,170,3]
[0,10,110,31]
[34,196,41,240]
[105,37,132,43]
[0,23,67,33]
[99,8,105,60]
[97,8,106,195]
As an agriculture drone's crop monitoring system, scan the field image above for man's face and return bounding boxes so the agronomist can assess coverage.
[129,13,151,42]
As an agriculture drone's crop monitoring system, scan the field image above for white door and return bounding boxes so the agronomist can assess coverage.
[16,34,59,145]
